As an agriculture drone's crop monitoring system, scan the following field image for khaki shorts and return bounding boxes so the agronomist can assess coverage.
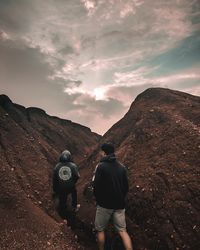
[95,205,126,232]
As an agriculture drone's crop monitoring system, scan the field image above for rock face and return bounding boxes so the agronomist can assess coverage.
[79,88,200,250]
[1,88,200,250]
[0,95,100,250]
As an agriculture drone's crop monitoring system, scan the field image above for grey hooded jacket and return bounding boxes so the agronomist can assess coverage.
[53,150,80,193]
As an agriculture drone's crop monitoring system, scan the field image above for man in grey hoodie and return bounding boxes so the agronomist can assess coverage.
[53,150,80,217]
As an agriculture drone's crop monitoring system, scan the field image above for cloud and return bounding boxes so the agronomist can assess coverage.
[65,108,125,135]
[0,0,199,134]
[76,94,125,118]
[87,64,200,106]
[0,36,83,116]
[64,86,126,116]
[184,86,200,97]
[0,30,9,40]
[0,0,38,34]
[62,86,127,133]
[60,91,126,134]
[1,0,197,82]
[0,39,53,82]
[105,83,154,106]
[81,0,96,16]
[81,58,116,71]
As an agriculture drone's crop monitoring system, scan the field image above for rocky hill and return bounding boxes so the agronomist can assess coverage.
[0,94,100,250]
[1,88,200,250]
[78,88,200,250]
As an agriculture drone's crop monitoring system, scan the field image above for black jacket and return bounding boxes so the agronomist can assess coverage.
[93,154,129,209]
[53,152,80,194]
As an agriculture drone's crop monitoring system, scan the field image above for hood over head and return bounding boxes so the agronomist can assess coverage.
[59,150,71,163]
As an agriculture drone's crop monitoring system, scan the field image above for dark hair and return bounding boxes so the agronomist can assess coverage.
[101,142,115,155]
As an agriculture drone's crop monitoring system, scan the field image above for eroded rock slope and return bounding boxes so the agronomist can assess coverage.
[79,88,200,250]
[0,94,100,250]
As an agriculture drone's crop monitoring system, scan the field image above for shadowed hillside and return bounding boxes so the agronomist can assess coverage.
[78,88,200,250]
[0,95,100,250]
[1,88,200,250]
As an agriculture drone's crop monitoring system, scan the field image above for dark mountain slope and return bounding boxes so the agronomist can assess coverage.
[0,94,100,249]
[1,88,200,250]
[79,88,200,250]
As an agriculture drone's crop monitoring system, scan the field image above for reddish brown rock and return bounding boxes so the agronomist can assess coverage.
[79,88,200,250]
[1,87,200,250]
[0,94,100,250]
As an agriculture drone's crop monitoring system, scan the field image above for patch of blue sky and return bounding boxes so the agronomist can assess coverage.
[146,31,200,77]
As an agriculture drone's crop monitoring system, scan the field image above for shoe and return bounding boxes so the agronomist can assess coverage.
[73,204,80,212]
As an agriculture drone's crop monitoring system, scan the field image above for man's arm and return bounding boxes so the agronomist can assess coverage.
[53,165,59,194]
[72,163,80,183]
[93,164,103,199]
[92,164,98,183]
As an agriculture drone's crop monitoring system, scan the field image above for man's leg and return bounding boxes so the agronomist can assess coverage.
[71,187,77,208]
[113,209,133,250]
[96,231,105,250]
[95,206,113,250]
[118,231,133,250]
[58,193,68,219]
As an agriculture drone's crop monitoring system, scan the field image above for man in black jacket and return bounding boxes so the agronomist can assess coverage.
[53,150,80,217]
[93,142,133,250]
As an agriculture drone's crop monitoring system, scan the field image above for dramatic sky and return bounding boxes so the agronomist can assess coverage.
[0,0,200,134]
